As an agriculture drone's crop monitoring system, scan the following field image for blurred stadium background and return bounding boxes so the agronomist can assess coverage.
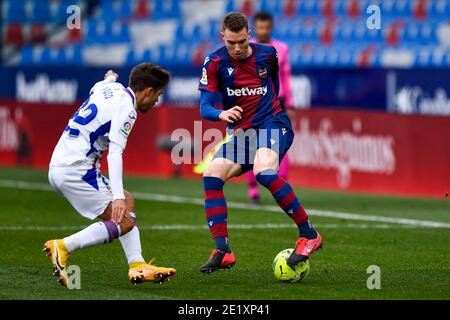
[0,0,449,197]
[1,0,450,300]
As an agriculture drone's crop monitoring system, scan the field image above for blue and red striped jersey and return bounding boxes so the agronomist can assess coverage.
[198,43,282,130]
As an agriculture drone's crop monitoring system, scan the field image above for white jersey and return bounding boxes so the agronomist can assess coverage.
[50,79,137,169]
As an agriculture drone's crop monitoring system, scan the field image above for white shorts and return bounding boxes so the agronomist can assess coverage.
[48,166,112,220]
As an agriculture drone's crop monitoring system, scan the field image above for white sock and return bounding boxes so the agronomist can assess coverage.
[63,221,121,252]
[119,212,145,264]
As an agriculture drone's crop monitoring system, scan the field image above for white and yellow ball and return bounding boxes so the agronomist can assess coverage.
[273,248,310,282]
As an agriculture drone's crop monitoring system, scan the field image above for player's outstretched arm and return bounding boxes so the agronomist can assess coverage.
[108,97,136,224]
[104,69,119,80]
[200,91,242,123]
[200,91,222,121]
[89,69,119,95]
[107,141,127,223]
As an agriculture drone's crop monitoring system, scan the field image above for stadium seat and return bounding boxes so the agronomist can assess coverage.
[40,46,61,65]
[413,0,428,21]
[65,45,83,64]
[157,44,170,63]
[379,0,396,17]
[319,22,336,45]
[414,46,433,66]
[142,49,153,62]
[335,22,354,42]
[208,19,221,41]
[430,48,448,67]
[403,22,420,43]
[126,48,136,64]
[30,24,47,44]
[282,0,297,18]
[4,0,27,23]
[297,0,319,16]
[134,0,151,19]
[54,0,77,24]
[8,0,450,68]
[126,48,152,65]
[98,0,116,21]
[384,0,410,17]
[430,0,450,18]
[385,20,406,46]
[419,22,437,45]
[84,20,106,44]
[239,0,256,17]
[320,0,335,19]
[5,23,25,47]
[273,19,290,39]
[175,23,185,41]
[191,42,211,66]
[174,42,192,63]
[68,26,83,43]
[30,0,52,23]
[357,46,378,67]
[298,23,319,42]
[117,0,133,20]
[20,45,34,65]
[115,23,130,42]
[345,0,364,19]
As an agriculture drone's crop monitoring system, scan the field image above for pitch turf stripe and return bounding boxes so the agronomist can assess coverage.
[133,193,450,229]
[0,223,426,231]
[1,179,450,229]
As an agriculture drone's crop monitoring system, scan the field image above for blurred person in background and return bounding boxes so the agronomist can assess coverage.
[247,11,295,204]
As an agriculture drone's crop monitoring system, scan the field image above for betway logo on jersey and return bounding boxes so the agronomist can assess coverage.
[226,86,268,97]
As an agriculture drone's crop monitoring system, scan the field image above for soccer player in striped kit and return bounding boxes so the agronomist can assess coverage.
[198,13,322,273]
[246,11,295,204]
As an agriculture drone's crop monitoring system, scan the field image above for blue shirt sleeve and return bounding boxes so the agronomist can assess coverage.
[200,91,222,121]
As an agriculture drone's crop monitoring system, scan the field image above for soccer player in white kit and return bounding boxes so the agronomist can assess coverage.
[43,63,176,286]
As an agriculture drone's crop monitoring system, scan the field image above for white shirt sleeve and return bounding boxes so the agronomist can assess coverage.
[107,141,125,200]
[107,96,137,200]
[109,99,137,150]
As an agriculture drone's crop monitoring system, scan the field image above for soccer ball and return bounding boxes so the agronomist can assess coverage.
[272,248,310,282]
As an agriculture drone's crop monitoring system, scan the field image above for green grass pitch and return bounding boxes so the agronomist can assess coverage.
[0,167,449,299]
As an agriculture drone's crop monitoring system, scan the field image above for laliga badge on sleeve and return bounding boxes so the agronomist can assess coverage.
[120,121,133,137]
[200,68,208,85]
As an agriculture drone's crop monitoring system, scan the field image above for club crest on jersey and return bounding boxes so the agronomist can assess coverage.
[258,67,268,79]
[200,68,208,85]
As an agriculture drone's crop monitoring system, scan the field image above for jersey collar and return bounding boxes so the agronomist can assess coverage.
[124,87,137,110]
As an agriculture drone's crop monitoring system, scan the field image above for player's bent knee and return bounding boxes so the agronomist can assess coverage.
[124,190,135,212]
[119,215,135,235]
[204,158,242,181]
[203,165,226,181]
[253,164,274,176]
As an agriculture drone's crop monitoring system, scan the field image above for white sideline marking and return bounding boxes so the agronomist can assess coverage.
[1,179,450,229]
[0,223,420,232]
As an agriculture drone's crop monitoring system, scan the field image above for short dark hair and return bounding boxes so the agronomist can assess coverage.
[253,11,274,24]
[128,62,170,93]
[222,12,249,32]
